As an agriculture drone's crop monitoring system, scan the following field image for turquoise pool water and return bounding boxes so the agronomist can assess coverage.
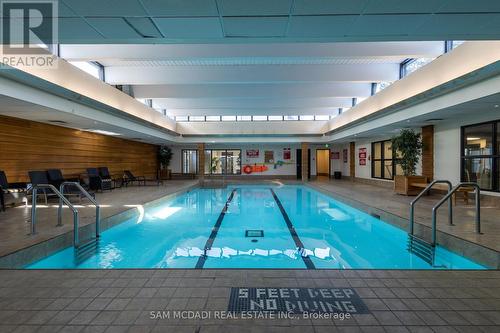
[27,185,485,269]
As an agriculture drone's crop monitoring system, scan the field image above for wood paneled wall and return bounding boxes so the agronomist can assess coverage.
[0,115,159,182]
[421,125,434,181]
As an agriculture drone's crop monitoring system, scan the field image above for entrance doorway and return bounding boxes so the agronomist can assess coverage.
[316,149,331,177]
[296,149,311,180]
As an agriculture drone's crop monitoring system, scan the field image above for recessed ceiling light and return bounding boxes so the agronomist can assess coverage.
[494,104,499,108]
[467,137,481,141]
[83,129,121,136]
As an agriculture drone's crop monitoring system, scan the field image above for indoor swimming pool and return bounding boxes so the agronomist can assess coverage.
[27,185,485,269]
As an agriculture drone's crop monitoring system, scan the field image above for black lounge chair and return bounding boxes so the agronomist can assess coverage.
[28,171,60,205]
[87,168,112,192]
[123,170,146,186]
[123,170,162,187]
[47,169,79,189]
[0,171,26,211]
[99,167,123,188]
[47,169,95,201]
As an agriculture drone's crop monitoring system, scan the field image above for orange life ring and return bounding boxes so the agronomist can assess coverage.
[243,165,253,174]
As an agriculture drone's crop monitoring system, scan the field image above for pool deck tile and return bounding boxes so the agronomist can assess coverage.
[0,269,497,332]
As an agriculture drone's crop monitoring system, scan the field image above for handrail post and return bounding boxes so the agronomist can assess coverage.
[73,211,79,247]
[57,184,64,227]
[447,182,453,226]
[31,187,37,235]
[475,186,481,234]
[96,206,101,238]
[409,204,415,234]
[431,207,437,247]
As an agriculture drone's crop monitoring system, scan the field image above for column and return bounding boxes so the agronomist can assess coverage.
[349,142,356,181]
[197,143,205,180]
[421,125,434,181]
[301,142,309,182]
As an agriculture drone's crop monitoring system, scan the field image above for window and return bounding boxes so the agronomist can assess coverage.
[314,115,330,121]
[221,116,236,121]
[182,150,198,174]
[175,116,188,122]
[237,116,251,121]
[252,116,267,121]
[204,149,242,175]
[401,58,435,77]
[284,116,299,121]
[268,116,283,121]
[189,116,205,122]
[299,115,314,121]
[461,121,499,191]
[206,116,221,122]
[372,140,401,180]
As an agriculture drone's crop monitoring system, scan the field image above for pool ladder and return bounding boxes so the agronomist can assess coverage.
[408,180,481,265]
[30,182,100,263]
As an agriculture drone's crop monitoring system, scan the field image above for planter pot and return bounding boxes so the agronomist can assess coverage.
[158,168,171,180]
[394,175,428,196]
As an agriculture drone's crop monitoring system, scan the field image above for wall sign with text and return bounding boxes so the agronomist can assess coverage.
[358,148,367,166]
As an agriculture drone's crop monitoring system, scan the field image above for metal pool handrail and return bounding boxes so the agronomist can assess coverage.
[31,184,78,237]
[59,182,100,247]
[431,182,481,247]
[409,180,453,235]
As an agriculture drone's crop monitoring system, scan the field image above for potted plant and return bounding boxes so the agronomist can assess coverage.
[391,129,425,195]
[158,146,173,180]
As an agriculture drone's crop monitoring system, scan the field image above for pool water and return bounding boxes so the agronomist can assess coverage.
[27,185,485,269]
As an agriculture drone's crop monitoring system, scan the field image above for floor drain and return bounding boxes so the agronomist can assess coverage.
[245,230,264,237]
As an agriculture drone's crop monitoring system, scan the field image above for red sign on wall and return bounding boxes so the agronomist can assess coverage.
[283,148,291,160]
[359,148,367,166]
[246,149,259,158]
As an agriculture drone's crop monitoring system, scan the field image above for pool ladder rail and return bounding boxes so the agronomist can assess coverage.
[408,180,482,266]
[30,182,101,263]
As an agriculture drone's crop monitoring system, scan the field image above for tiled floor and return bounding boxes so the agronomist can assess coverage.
[0,180,198,258]
[0,269,498,332]
[308,179,500,253]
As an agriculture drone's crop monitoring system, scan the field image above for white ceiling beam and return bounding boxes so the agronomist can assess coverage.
[106,64,399,85]
[152,97,353,110]
[60,42,444,61]
[132,83,372,99]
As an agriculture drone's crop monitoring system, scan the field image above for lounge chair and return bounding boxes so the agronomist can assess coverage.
[0,171,26,211]
[123,170,162,187]
[98,167,123,189]
[87,168,112,192]
[123,170,146,186]
[47,169,95,201]
[28,171,61,205]
[47,169,79,189]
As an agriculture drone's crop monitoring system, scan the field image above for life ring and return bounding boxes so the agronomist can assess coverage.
[243,165,253,174]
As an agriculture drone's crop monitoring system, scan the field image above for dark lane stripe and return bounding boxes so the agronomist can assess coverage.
[270,188,316,269]
[195,188,237,269]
